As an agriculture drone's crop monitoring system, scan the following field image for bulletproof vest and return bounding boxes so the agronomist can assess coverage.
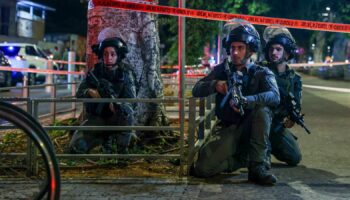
[94,63,126,97]
[274,69,295,118]
[276,72,294,94]
[226,61,253,95]
[215,61,255,125]
[85,63,126,117]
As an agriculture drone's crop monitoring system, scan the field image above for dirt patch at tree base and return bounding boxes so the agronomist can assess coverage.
[0,117,189,179]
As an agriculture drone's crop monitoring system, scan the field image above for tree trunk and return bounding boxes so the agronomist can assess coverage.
[87,0,169,131]
[313,32,325,62]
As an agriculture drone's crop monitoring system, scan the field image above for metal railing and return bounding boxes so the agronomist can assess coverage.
[0,76,79,123]
[0,97,188,176]
[1,79,218,179]
[187,95,216,174]
[0,95,218,178]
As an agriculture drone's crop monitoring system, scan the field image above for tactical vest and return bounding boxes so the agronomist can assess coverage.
[93,63,126,97]
[273,67,298,119]
[276,72,294,95]
[85,62,128,117]
[216,61,266,125]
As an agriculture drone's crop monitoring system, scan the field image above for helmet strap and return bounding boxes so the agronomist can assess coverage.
[268,49,288,65]
[101,57,118,69]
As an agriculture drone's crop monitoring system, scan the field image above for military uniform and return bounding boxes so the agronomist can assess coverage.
[268,64,302,166]
[69,62,136,154]
[191,59,280,177]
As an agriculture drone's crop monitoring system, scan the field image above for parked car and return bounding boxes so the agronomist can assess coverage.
[0,43,57,85]
[0,50,12,87]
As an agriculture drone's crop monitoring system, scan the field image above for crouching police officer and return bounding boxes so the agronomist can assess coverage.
[69,37,136,155]
[191,19,280,185]
[263,25,302,166]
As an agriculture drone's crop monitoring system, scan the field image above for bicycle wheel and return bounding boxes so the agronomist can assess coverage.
[0,101,60,200]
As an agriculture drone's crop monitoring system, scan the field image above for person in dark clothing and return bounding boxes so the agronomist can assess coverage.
[69,37,136,155]
[262,25,302,166]
[191,19,280,185]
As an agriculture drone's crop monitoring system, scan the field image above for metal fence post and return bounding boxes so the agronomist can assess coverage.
[178,0,186,177]
[177,98,185,177]
[210,95,216,121]
[50,83,57,123]
[32,100,40,176]
[187,97,197,174]
[205,96,212,129]
[71,82,77,118]
[198,98,205,139]
[26,99,34,177]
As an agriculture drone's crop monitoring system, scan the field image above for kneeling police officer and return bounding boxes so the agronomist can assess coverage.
[69,37,136,155]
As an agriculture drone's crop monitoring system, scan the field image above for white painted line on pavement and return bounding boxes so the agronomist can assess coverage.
[304,84,350,93]
[288,181,349,200]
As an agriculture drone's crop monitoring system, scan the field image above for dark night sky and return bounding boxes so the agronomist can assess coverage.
[32,0,88,35]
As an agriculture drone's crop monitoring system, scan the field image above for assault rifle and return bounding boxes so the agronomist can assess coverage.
[276,88,311,134]
[86,70,120,115]
[86,70,119,99]
[220,71,245,116]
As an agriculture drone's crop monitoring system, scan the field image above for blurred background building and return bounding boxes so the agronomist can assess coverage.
[0,0,55,43]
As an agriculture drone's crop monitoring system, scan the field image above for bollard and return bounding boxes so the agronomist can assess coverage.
[45,60,53,93]
[22,76,29,98]
[67,51,76,90]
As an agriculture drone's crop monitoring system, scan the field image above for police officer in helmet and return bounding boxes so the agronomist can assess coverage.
[263,25,303,167]
[191,19,280,185]
[69,37,136,156]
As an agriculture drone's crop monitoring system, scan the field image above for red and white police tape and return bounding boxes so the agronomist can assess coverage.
[0,62,348,76]
[92,0,350,33]
[0,66,84,75]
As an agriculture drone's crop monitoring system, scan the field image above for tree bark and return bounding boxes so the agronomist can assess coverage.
[87,0,169,130]
[313,32,325,63]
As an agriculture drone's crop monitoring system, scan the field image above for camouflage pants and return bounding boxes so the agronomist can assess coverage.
[69,106,134,154]
[268,126,302,166]
[193,106,272,177]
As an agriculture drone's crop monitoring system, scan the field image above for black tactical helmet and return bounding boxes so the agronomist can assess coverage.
[263,25,297,61]
[91,37,128,62]
[222,19,261,54]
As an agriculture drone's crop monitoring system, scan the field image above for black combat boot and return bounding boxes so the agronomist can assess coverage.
[188,163,196,176]
[265,154,272,170]
[248,162,277,185]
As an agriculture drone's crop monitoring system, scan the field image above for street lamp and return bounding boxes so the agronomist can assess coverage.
[321,7,331,22]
